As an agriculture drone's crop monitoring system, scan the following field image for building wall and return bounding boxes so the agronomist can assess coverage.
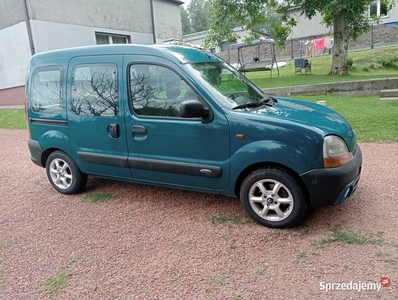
[288,10,330,39]
[0,22,32,90]
[26,0,182,40]
[0,0,25,29]
[27,0,153,33]
[289,4,398,39]
[0,86,26,106]
[383,4,398,25]
[30,20,154,53]
[154,0,183,40]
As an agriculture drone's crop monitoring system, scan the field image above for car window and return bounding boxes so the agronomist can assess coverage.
[31,66,63,113]
[186,62,265,110]
[129,64,198,117]
[71,64,118,117]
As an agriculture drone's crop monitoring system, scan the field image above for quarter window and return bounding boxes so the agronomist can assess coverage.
[72,64,118,117]
[31,66,63,113]
[129,64,198,117]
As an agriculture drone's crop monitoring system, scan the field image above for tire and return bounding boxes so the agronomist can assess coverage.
[46,151,87,194]
[240,168,306,228]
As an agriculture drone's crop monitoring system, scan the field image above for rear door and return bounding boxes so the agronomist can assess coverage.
[67,55,131,179]
[124,55,230,190]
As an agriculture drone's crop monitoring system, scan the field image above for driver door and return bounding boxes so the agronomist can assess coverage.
[124,56,230,190]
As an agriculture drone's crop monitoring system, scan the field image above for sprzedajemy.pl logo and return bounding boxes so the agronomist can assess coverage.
[320,277,391,293]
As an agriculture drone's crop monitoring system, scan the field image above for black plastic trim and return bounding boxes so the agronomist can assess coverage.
[77,152,129,168]
[28,139,44,167]
[30,118,68,126]
[128,157,222,178]
[300,146,362,206]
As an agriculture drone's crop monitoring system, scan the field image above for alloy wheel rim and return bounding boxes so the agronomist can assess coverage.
[49,158,73,190]
[248,179,294,221]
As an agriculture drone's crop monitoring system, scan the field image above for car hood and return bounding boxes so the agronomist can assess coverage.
[241,97,357,150]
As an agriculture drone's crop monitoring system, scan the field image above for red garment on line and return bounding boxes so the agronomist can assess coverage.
[315,38,325,51]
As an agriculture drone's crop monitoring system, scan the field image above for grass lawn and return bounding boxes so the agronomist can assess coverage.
[246,46,398,89]
[292,95,398,142]
[0,109,26,129]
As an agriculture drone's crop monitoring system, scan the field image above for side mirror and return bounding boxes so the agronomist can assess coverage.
[180,100,213,123]
[180,100,204,118]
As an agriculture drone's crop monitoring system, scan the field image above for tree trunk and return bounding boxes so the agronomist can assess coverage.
[330,11,350,75]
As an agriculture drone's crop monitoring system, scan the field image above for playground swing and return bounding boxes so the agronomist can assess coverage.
[237,40,280,78]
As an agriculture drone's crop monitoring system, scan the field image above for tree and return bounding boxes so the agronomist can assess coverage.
[180,6,192,35]
[206,0,396,75]
[188,0,211,32]
[206,0,269,46]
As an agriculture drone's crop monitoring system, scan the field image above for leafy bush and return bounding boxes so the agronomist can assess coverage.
[377,53,398,68]
[347,56,354,68]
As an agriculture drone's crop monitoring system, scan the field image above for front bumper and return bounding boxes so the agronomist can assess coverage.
[300,145,362,206]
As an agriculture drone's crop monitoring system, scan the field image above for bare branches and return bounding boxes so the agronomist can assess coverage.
[72,67,118,117]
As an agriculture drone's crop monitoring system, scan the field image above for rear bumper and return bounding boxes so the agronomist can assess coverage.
[300,145,362,206]
[28,139,44,167]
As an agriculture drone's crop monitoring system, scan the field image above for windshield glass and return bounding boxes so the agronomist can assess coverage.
[185,62,267,110]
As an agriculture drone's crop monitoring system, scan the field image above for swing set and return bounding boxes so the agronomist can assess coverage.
[236,40,279,78]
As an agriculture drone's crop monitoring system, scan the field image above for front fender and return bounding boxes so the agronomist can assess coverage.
[229,140,322,189]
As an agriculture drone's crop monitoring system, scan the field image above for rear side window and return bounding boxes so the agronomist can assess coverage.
[72,64,118,117]
[31,66,63,113]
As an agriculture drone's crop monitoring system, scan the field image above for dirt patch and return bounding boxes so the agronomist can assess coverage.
[0,129,397,299]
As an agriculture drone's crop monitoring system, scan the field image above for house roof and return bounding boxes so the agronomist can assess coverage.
[164,0,184,5]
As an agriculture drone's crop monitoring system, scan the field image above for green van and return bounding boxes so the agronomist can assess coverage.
[26,45,362,228]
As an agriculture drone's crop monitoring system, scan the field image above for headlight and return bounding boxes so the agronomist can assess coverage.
[323,135,353,168]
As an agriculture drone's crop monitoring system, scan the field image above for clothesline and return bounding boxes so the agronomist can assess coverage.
[299,37,334,57]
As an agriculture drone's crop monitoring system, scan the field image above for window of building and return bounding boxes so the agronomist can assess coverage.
[72,64,119,117]
[370,0,388,18]
[129,64,198,118]
[31,66,63,113]
[95,33,128,44]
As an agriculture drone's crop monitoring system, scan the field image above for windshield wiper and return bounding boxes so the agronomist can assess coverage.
[232,102,262,110]
[232,97,278,110]
[262,96,278,105]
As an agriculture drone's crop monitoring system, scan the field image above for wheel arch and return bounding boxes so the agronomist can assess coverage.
[234,162,310,204]
[40,148,61,168]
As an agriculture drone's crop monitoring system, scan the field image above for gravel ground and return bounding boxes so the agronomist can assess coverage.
[0,128,397,300]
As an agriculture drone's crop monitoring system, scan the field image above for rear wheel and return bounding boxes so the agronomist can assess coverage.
[240,168,306,228]
[46,151,87,194]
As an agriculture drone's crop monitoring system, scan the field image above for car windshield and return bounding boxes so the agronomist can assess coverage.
[185,61,273,110]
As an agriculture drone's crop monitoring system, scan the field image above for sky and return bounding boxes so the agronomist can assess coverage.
[183,0,191,9]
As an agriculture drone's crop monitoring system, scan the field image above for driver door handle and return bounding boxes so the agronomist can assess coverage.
[132,125,147,134]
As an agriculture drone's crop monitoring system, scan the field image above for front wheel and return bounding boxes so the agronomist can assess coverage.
[240,168,306,228]
[46,151,87,194]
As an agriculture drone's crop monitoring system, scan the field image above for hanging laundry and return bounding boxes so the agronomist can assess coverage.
[300,41,306,57]
[315,38,326,55]
[330,37,334,49]
[305,40,314,57]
